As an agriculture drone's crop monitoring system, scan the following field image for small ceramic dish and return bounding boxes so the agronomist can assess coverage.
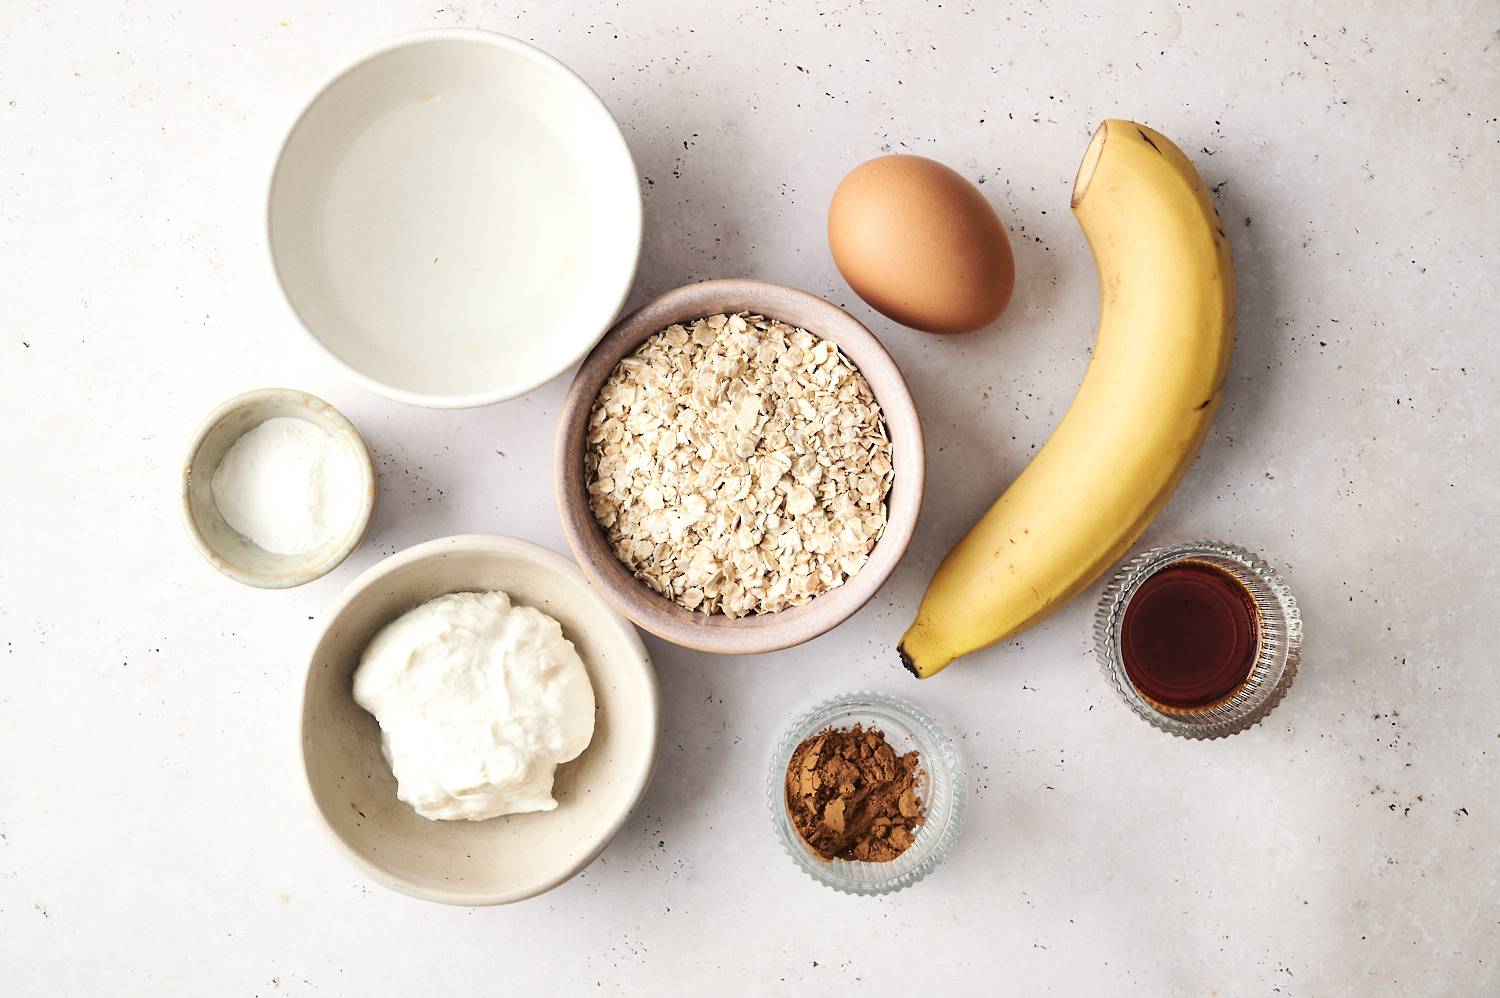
[768,691,965,896]
[299,534,660,906]
[268,29,642,408]
[554,279,925,655]
[181,388,375,589]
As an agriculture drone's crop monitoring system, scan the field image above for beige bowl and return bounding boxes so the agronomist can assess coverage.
[181,388,375,589]
[299,534,660,905]
[555,279,925,655]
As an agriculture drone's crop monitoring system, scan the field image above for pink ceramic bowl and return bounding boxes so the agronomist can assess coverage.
[555,279,925,655]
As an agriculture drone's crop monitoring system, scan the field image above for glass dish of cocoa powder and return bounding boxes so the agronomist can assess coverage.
[768,692,965,895]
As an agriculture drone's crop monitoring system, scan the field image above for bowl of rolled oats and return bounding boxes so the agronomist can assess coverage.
[555,279,924,654]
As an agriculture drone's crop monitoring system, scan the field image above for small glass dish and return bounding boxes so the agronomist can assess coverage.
[768,691,965,896]
[1094,540,1302,739]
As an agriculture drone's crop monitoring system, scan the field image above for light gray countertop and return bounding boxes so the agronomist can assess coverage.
[2,2,1496,994]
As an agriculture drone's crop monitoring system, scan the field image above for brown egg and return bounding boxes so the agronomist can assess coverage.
[828,155,1015,334]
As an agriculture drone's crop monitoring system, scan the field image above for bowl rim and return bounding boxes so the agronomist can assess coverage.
[179,387,376,589]
[296,533,662,906]
[553,278,926,655]
[264,27,644,409]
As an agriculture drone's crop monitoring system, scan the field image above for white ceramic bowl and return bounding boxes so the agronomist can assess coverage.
[299,534,660,905]
[269,30,642,408]
[181,388,375,589]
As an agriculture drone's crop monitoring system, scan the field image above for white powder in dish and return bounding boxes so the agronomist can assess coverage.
[352,591,597,821]
[210,416,361,555]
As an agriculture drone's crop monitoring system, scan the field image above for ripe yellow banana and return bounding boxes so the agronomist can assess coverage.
[898,120,1236,678]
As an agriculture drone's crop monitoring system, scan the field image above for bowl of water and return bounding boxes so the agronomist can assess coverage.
[268,29,642,408]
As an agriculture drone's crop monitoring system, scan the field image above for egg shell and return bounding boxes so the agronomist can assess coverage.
[827,155,1015,334]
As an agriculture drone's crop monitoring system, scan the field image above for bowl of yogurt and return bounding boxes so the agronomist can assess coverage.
[299,534,660,905]
[181,388,376,588]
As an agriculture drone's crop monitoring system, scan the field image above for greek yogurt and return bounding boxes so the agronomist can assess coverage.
[352,590,596,821]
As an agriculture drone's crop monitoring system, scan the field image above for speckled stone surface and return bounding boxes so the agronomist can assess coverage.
[2,3,1496,995]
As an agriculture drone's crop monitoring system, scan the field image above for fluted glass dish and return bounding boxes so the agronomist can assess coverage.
[1094,540,1302,739]
[768,691,965,896]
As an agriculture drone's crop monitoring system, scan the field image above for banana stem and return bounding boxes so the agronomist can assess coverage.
[1071,122,1109,209]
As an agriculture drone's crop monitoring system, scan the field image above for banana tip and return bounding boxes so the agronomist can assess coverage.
[897,644,921,679]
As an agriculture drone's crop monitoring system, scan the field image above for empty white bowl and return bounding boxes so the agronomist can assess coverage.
[300,534,660,905]
[268,30,642,408]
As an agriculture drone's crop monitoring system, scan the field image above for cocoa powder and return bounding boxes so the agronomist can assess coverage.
[784,724,925,862]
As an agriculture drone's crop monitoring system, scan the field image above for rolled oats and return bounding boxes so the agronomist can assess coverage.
[585,313,894,618]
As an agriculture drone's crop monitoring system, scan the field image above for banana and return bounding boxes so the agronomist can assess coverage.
[898,120,1236,678]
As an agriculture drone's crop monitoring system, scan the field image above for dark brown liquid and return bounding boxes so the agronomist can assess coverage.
[1120,562,1259,709]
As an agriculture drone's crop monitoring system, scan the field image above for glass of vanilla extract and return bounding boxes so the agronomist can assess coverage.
[1094,540,1302,738]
